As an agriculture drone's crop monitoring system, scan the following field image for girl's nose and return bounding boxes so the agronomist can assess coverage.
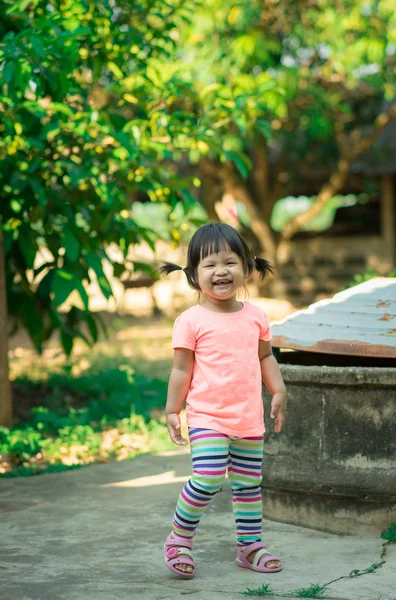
[214,264,228,275]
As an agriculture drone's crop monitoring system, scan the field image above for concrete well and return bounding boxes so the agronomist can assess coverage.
[262,358,396,535]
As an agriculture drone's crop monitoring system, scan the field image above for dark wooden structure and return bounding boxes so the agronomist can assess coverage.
[119,273,161,315]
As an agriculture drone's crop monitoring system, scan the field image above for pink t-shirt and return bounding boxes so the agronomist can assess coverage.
[172,301,272,437]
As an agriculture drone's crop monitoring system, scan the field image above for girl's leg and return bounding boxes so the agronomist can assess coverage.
[227,435,264,547]
[228,435,281,570]
[172,428,229,540]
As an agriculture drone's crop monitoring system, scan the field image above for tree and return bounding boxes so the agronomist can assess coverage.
[0,0,201,352]
[0,226,12,428]
[0,0,205,425]
[176,0,396,258]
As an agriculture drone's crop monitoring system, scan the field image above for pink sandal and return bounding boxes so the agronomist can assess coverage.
[237,541,282,573]
[164,534,195,578]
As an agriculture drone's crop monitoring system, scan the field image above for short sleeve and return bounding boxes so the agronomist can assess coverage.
[258,309,272,342]
[172,314,196,351]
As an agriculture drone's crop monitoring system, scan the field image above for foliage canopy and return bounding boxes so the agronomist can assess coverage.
[0,0,203,354]
[1,0,395,356]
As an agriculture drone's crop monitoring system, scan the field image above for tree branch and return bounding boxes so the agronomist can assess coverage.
[198,157,221,180]
[282,100,396,240]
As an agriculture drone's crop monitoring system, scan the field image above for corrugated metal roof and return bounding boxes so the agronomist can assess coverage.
[271,278,396,359]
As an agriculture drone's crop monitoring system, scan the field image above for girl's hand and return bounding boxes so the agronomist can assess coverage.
[270,392,287,433]
[166,413,188,446]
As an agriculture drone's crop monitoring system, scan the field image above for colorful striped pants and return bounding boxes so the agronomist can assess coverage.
[172,427,264,546]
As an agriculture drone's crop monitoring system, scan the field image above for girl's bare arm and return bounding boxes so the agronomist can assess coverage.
[166,348,194,445]
[259,340,287,432]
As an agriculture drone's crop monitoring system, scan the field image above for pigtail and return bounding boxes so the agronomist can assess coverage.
[156,261,184,277]
[253,256,275,280]
[157,260,200,291]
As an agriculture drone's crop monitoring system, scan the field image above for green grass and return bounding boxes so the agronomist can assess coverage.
[288,584,328,598]
[3,337,175,476]
[243,583,274,596]
[242,583,328,598]
[381,522,396,544]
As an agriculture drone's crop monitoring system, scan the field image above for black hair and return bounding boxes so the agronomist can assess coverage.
[157,222,274,291]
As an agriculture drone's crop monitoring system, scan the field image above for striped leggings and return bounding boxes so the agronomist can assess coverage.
[172,427,264,546]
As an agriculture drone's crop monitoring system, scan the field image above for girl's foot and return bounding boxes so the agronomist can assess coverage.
[237,542,282,573]
[164,533,195,578]
[170,533,193,574]
[174,557,194,574]
[247,548,281,570]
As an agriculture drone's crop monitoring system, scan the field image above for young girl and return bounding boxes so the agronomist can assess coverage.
[158,223,287,578]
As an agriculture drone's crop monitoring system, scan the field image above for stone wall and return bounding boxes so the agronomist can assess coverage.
[261,363,396,534]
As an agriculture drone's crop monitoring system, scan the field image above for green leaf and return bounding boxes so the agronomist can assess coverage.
[256,120,273,141]
[75,280,89,311]
[20,298,43,353]
[2,230,13,253]
[90,180,114,206]
[107,61,123,80]
[2,61,15,84]
[84,251,113,299]
[37,270,54,300]
[51,103,73,117]
[139,229,156,252]
[200,83,222,99]
[82,312,98,344]
[111,262,125,279]
[180,188,197,208]
[28,36,45,58]
[18,235,36,269]
[61,228,80,263]
[6,0,32,14]
[225,151,251,179]
[29,180,47,209]
[112,132,138,156]
[51,269,76,307]
[61,330,74,356]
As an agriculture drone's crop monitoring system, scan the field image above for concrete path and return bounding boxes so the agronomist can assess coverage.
[0,449,395,600]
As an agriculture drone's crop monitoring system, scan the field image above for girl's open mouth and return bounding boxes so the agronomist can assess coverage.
[214,280,232,286]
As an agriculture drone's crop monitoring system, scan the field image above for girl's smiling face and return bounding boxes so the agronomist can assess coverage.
[197,248,246,301]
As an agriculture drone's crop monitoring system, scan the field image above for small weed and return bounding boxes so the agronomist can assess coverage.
[349,564,380,577]
[243,583,274,596]
[288,584,328,598]
[351,268,396,287]
[381,522,396,544]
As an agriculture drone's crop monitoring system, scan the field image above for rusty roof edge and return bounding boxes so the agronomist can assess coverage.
[270,278,396,358]
[271,336,396,358]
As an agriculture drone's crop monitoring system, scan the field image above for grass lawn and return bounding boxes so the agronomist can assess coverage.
[2,312,177,477]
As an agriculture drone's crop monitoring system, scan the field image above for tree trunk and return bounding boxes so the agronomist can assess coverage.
[198,161,222,222]
[221,163,278,263]
[0,226,12,428]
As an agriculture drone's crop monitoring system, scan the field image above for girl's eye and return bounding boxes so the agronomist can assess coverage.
[227,262,237,265]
